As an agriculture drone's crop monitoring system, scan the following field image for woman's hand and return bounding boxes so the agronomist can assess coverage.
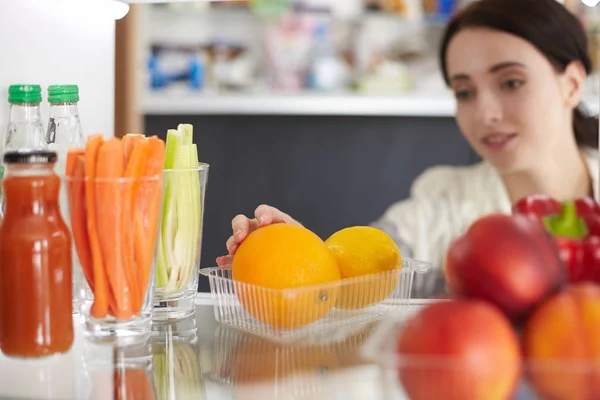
[216,204,302,266]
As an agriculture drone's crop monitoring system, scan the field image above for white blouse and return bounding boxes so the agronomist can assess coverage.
[371,148,600,297]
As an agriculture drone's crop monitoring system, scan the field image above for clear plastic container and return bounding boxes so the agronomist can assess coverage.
[360,307,587,400]
[200,258,430,343]
[153,163,209,321]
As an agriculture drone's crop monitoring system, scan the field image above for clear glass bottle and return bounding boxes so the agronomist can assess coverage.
[45,84,88,314]
[0,84,46,216]
[46,84,85,175]
[5,84,46,151]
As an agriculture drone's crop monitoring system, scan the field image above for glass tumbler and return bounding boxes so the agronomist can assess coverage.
[65,173,163,344]
[153,163,209,320]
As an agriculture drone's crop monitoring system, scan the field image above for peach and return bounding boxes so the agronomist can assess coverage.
[396,300,521,400]
[523,283,600,400]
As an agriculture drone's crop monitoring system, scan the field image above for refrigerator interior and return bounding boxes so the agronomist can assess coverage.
[0,0,119,139]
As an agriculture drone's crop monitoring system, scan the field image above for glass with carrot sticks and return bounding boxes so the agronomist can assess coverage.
[65,134,165,344]
[153,124,209,320]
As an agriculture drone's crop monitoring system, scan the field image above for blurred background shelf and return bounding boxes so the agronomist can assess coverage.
[142,90,599,117]
[142,91,456,116]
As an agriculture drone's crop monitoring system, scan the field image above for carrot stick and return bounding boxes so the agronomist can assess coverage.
[66,152,95,291]
[144,136,166,177]
[123,134,150,309]
[122,134,145,167]
[123,139,149,314]
[85,135,110,319]
[135,136,165,303]
[66,148,84,177]
[95,137,133,320]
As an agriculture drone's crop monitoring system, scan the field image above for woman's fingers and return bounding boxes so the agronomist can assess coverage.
[231,214,251,238]
[255,204,301,226]
[217,255,233,267]
[232,214,261,241]
[225,235,237,253]
[222,206,301,268]
[254,204,278,226]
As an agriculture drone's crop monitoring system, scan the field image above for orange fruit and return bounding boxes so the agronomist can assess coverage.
[231,224,341,329]
[325,226,402,310]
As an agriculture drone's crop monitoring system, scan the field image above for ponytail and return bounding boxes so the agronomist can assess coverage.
[573,105,599,149]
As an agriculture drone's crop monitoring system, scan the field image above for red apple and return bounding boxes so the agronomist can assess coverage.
[445,213,565,322]
[396,300,521,400]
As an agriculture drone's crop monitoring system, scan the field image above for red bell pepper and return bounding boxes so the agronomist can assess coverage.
[512,195,600,283]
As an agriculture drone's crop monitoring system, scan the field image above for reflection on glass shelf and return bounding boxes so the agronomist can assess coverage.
[0,298,435,400]
[210,323,383,400]
[151,316,207,400]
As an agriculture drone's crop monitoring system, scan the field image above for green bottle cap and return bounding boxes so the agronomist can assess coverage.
[8,84,42,103]
[48,85,79,103]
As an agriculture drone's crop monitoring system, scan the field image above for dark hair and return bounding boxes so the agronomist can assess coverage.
[440,0,598,149]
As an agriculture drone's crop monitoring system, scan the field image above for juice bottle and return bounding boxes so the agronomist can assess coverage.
[0,150,73,358]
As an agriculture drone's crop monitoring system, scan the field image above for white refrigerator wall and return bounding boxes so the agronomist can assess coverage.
[0,0,116,139]
[0,1,116,396]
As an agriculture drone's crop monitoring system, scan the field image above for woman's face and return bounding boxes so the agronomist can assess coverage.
[445,28,584,174]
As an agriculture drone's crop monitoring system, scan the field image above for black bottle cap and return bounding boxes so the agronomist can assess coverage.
[3,150,58,165]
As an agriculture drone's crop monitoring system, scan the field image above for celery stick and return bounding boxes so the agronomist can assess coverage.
[168,145,189,288]
[157,129,182,288]
[161,129,182,270]
[167,146,195,292]
[157,234,169,287]
[178,123,193,146]
[167,145,187,290]
[164,129,181,169]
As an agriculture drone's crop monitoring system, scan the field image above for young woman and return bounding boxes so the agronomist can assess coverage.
[216,0,600,297]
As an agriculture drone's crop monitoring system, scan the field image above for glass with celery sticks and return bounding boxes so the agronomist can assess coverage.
[65,134,165,344]
[153,125,209,320]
